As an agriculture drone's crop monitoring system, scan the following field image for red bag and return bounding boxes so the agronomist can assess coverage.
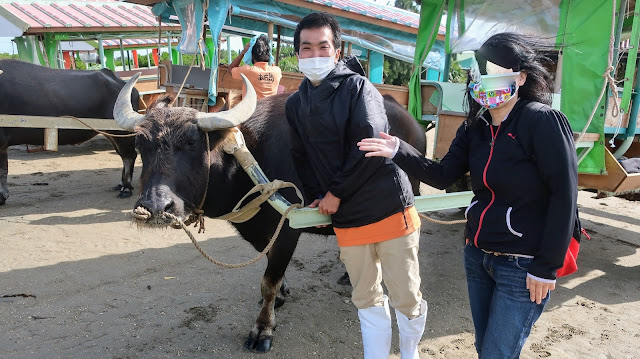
[557,228,589,278]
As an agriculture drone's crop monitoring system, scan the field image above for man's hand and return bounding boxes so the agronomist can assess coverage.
[526,276,556,304]
[316,191,341,215]
[242,41,251,53]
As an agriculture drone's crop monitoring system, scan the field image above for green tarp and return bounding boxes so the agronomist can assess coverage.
[558,0,613,174]
[408,0,446,122]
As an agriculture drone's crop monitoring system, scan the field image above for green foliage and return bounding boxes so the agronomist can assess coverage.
[448,61,467,84]
[137,53,150,68]
[219,49,239,65]
[383,57,413,86]
[273,45,298,72]
[394,0,420,13]
[0,53,18,60]
[74,57,87,70]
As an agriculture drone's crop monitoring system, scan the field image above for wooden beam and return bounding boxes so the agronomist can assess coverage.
[23,26,179,34]
[0,115,126,131]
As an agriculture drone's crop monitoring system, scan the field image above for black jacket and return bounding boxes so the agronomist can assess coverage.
[286,57,414,228]
[394,100,578,280]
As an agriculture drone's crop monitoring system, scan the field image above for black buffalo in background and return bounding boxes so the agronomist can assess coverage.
[0,59,140,205]
[113,74,426,352]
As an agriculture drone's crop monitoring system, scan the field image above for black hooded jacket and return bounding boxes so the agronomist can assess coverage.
[286,56,414,228]
[393,100,578,280]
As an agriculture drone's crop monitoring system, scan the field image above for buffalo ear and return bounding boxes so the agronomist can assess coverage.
[149,95,173,109]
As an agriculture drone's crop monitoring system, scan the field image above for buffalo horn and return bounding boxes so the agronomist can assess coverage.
[196,74,257,131]
[113,72,144,131]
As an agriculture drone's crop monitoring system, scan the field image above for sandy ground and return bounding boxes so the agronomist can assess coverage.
[1,135,639,359]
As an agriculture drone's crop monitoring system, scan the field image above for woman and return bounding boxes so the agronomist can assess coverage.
[358,33,578,358]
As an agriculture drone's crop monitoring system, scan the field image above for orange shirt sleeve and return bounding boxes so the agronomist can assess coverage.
[231,66,245,80]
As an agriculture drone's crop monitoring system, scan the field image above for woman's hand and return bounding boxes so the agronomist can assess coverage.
[357,132,398,158]
[526,276,556,304]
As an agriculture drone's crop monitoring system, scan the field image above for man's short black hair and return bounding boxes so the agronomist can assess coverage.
[294,12,342,54]
[251,35,271,63]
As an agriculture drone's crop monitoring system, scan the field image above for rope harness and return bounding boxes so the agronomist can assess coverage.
[132,130,305,268]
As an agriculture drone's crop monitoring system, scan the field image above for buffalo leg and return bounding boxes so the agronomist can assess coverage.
[234,214,301,352]
[0,143,8,205]
[104,134,137,198]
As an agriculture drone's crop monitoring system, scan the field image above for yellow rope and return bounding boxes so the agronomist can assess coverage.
[418,212,466,225]
[164,204,300,269]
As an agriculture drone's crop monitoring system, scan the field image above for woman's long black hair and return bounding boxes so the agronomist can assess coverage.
[464,33,557,124]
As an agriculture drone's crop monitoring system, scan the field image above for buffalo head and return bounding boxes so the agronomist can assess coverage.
[114,73,257,226]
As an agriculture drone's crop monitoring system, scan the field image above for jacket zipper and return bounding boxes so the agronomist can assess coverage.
[473,123,501,247]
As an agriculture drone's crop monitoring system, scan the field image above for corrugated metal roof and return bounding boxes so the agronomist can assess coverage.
[0,0,180,33]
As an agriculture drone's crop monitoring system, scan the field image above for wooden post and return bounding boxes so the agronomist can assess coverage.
[119,39,126,71]
[227,36,232,64]
[268,22,274,43]
[44,128,58,151]
[275,25,282,65]
[367,49,371,78]
[347,43,352,56]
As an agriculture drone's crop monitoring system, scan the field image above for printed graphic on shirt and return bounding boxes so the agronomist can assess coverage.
[259,73,275,82]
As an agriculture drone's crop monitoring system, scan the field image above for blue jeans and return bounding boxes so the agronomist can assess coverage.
[464,243,549,359]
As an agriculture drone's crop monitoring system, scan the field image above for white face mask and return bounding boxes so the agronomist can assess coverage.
[298,56,336,83]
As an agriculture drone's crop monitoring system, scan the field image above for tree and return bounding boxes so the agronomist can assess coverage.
[394,0,420,13]
[383,57,413,86]
[275,45,298,72]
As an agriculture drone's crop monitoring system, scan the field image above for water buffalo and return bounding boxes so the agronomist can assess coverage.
[0,59,140,205]
[114,73,426,352]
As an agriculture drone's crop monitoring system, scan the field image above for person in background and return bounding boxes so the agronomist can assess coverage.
[228,34,282,99]
[359,32,579,358]
[286,12,427,359]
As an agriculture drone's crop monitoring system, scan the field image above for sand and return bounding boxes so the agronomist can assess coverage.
[1,136,639,359]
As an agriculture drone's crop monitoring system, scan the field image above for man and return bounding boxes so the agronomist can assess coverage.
[229,34,282,99]
[285,12,427,359]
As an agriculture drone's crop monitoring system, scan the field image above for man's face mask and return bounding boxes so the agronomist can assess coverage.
[298,56,336,83]
[469,58,521,110]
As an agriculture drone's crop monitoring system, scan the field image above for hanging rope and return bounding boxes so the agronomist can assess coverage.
[168,42,203,107]
[59,115,136,138]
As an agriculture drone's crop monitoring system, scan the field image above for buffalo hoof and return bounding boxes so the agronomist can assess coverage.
[0,196,6,205]
[113,184,133,198]
[245,332,273,352]
[117,189,133,198]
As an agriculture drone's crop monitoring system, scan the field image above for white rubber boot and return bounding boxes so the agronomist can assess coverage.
[395,300,427,359]
[358,296,392,359]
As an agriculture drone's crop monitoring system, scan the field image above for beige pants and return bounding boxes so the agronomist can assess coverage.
[339,230,422,319]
